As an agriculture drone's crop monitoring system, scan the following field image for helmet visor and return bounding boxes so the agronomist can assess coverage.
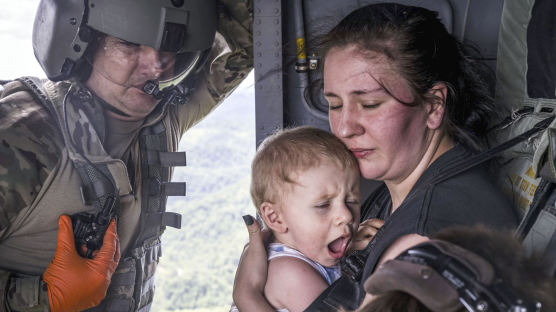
[89,36,201,92]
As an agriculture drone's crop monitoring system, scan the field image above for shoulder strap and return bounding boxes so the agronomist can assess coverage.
[428,115,554,186]
[15,77,62,129]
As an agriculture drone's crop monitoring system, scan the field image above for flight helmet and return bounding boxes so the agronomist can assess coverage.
[33,0,216,101]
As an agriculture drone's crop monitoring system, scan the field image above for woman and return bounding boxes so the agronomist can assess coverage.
[233,3,518,310]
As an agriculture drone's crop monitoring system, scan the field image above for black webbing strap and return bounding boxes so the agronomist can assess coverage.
[145,150,187,166]
[428,115,555,186]
[516,179,554,239]
[148,179,186,197]
[146,212,182,229]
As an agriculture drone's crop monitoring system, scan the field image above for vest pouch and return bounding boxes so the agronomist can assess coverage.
[131,237,162,311]
[83,237,161,311]
[85,257,137,312]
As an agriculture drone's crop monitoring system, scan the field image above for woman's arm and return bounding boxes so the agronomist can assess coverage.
[232,215,274,312]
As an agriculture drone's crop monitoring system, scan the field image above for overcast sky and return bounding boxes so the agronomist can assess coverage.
[0,1,44,78]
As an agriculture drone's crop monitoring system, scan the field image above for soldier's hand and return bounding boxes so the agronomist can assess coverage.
[347,218,385,253]
[43,215,120,312]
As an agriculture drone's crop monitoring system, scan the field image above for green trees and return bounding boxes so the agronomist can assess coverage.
[152,75,256,311]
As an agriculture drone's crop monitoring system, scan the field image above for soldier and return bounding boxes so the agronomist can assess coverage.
[0,0,252,311]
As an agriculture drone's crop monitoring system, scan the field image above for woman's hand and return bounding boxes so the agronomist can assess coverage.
[232,215,274,312]
[347,218,385,253]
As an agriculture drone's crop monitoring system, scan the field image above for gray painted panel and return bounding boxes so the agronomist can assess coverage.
[254,0,284,146]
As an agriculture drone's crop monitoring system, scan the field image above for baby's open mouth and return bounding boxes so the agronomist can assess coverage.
[328,236,350,259]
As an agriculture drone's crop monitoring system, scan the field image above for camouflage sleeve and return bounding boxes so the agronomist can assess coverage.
[0,271,50,312]
[0,82,59,311]
[0,81,61,234]
[175,0,253,135]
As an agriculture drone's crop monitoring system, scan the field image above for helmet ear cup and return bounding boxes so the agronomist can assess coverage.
[33,0,89,81]
[71,30,103,82]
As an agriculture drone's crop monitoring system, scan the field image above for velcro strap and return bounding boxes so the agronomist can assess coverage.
[159,152,186,166]
[145,151,187,166]
[162,182,186,196]
[147,212,182,229]
[148,179,186,196]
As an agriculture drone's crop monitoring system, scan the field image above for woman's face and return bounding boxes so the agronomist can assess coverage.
[324,46,433,183]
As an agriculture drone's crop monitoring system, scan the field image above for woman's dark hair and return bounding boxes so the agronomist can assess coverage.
[318,3,497,151]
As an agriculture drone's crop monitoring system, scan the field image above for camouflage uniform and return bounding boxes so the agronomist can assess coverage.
[0,1,252,311]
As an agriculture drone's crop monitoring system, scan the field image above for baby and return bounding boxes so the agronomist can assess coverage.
[250,126,361,311]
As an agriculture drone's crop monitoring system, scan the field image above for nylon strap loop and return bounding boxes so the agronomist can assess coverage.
[148,179,186,196]
[162,182,186,196]
[147,212,182,229]
[145,151,187,166]
[159,151,187,166]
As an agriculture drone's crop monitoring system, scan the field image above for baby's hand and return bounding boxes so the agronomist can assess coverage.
[347,218,385,253]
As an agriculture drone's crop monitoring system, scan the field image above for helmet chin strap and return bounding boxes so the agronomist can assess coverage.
[142,51,202,105]
[143,80,187,106]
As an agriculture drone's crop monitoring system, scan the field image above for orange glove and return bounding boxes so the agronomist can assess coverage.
[43,215,120,312]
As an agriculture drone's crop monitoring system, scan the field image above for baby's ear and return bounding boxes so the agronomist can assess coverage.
[260,202,287,233]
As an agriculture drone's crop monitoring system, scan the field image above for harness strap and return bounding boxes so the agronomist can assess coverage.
[428,115,555,186]
[516,178,554,238]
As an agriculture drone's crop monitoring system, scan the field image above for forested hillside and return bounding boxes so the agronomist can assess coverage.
[152,74,256,312]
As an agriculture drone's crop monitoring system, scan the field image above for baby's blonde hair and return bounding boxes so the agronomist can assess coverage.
[250,126,359,218]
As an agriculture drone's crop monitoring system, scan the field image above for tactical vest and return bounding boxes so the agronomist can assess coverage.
[17,77,186,311]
